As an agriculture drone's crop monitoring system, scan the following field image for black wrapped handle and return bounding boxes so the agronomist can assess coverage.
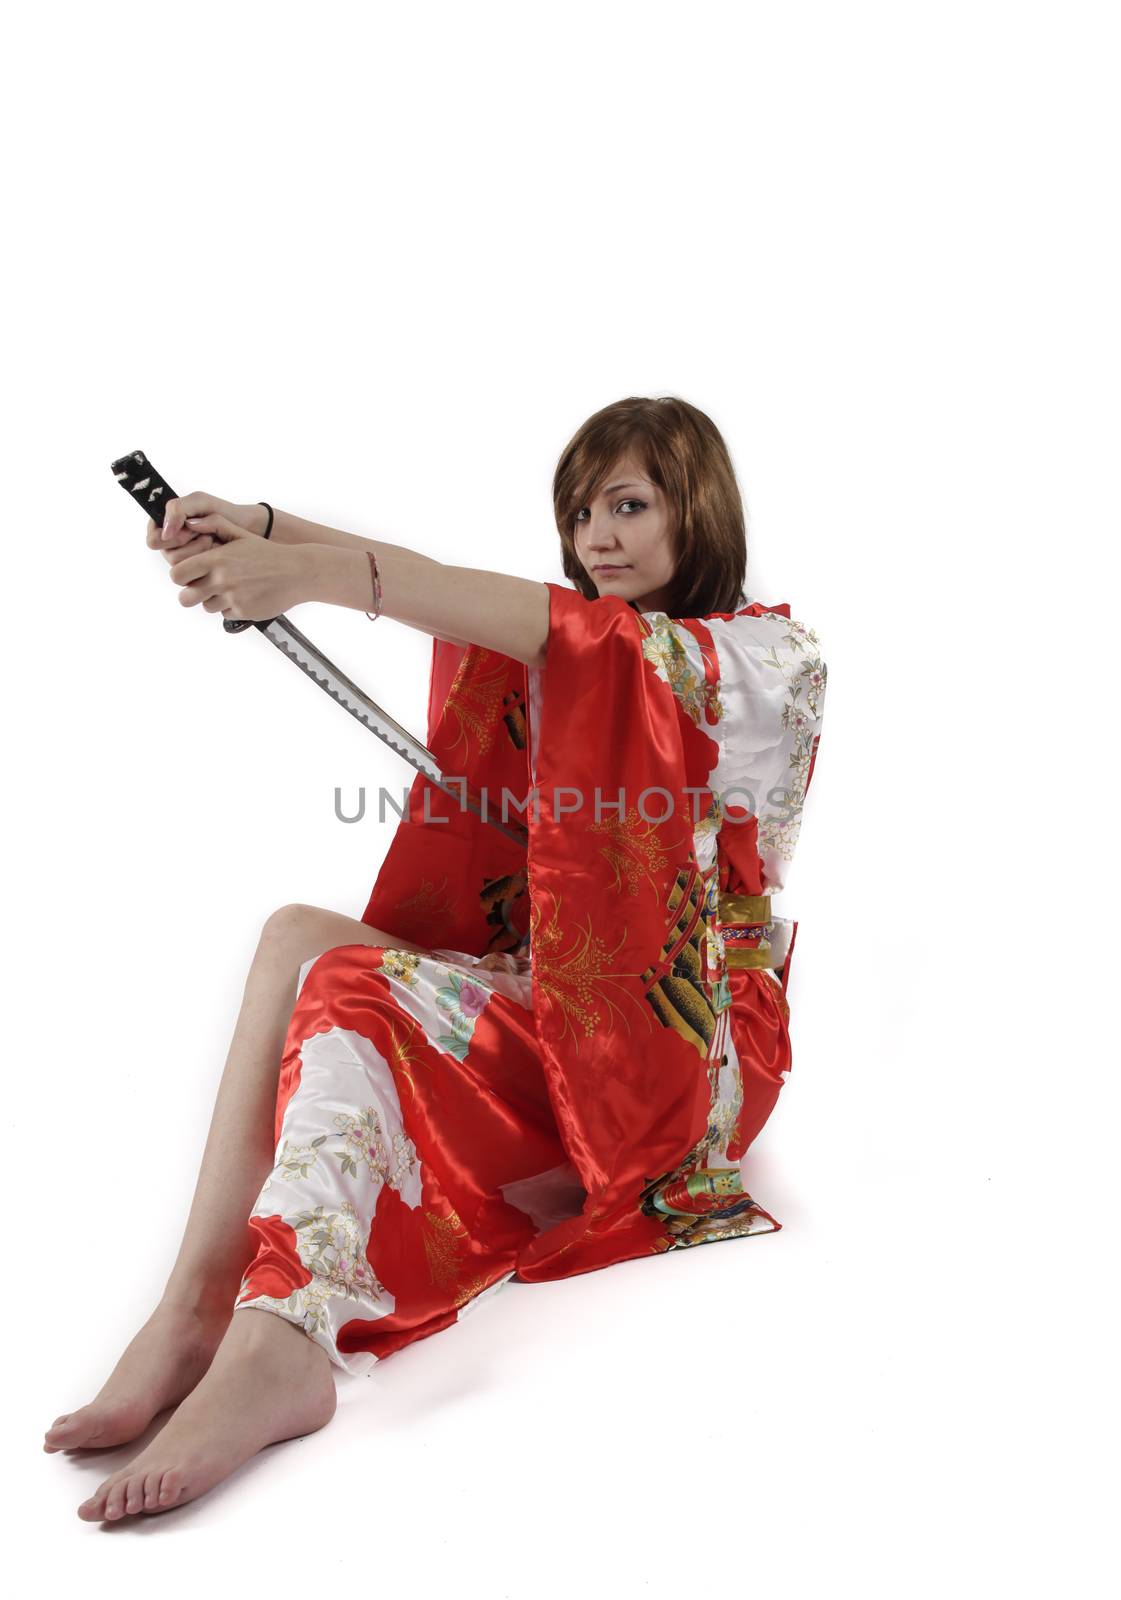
[109,449,271,632]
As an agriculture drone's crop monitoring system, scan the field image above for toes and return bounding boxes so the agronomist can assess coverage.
[77,1466,187,1519]
[45,1411,82,1447]
[46,1403,108,1450]
[79,1470,162,1522]
[44,1413,70,1450]
[158,1469,183,1507]
[77,1480,112,1521]
[104,1479,129,1520]
[51,1398,153,1452]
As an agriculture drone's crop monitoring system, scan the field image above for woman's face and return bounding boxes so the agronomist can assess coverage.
[572,455,678,612]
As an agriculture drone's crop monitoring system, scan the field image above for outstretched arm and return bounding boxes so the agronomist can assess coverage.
[167,507,552,670]
[305,544,550,670]
[254,506,476,651]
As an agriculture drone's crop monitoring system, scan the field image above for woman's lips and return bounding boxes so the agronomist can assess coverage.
[594,564,630,573]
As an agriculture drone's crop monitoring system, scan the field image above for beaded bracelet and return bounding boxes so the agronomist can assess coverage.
[365,549,383,620]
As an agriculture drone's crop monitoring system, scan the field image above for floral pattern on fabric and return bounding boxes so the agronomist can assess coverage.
[706,603,829,895]
[757,615,827,867]
[434,970,492,1059]
[640,614,724,728]
[235,1018,429,1373]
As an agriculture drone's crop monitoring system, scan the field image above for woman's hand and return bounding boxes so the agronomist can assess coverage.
[164,513,315,621]
[474,952,518,971]
[146,492,267,553]
[146,492,268,579]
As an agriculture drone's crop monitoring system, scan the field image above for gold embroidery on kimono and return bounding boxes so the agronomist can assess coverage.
[396,874,458,924]
[587,805,676,898]
[384,1018,430,1103]
[422,1208,469,1290]
[441,652,515,761]
[528,893,636,1045]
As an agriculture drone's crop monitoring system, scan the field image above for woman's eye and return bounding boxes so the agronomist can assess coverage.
[575,499,646,522]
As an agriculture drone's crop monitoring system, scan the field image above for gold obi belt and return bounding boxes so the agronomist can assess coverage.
[717,891,774,969]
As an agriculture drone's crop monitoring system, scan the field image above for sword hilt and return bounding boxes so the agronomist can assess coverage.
[109,449,528,849]
[109,448,273,633]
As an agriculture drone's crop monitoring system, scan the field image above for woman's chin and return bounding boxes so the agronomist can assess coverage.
[584,570,659,609]
[591,570,637,597]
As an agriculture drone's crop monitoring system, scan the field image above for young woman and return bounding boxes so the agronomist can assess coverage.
[46,395,828,1520]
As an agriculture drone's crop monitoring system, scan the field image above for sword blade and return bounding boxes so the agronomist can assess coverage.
[258,615,527,848]
[260,614,441,778]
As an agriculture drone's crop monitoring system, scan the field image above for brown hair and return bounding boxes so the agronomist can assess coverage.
[552,395,748,616]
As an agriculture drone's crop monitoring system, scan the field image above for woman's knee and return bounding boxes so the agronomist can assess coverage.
[260,903,332,949]
[256,903,413,965]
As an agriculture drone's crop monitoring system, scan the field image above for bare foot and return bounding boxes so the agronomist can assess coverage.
[43,1300,230,1454]
[76,1306,337,1521]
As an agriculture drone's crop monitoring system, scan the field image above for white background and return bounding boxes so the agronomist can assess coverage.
[3,0,1117,1590]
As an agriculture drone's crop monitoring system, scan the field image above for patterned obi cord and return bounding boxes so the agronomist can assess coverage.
[717,890,774,969]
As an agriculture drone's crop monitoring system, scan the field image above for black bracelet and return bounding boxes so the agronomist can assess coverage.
[258,501,274,539]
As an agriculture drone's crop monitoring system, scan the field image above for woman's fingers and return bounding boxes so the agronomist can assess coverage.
[177,576,223,607]
[160,492,216,544]
[162,533,217,566]
[169,547,218,599]
[180,511,252,543]
[146,520,216,562]
[165,518,264,612]
[145,495,245,551]
[146,510,198,549]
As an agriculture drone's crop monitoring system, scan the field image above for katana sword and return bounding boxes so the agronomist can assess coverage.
[110,449,528,848]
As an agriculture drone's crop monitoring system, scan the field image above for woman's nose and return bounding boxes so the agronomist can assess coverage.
[585,521,621,550]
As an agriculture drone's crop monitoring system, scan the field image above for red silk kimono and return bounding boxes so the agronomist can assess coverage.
[234,582,827,1373]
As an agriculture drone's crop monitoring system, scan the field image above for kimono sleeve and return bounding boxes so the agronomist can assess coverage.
[703,607,828,893]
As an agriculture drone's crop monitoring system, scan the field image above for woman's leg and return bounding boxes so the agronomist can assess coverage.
[160,905,428,1315]
[44,904,426,1454]
[73,935,561,1523]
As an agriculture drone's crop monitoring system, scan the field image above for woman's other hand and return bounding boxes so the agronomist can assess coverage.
[165,514,314,621]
